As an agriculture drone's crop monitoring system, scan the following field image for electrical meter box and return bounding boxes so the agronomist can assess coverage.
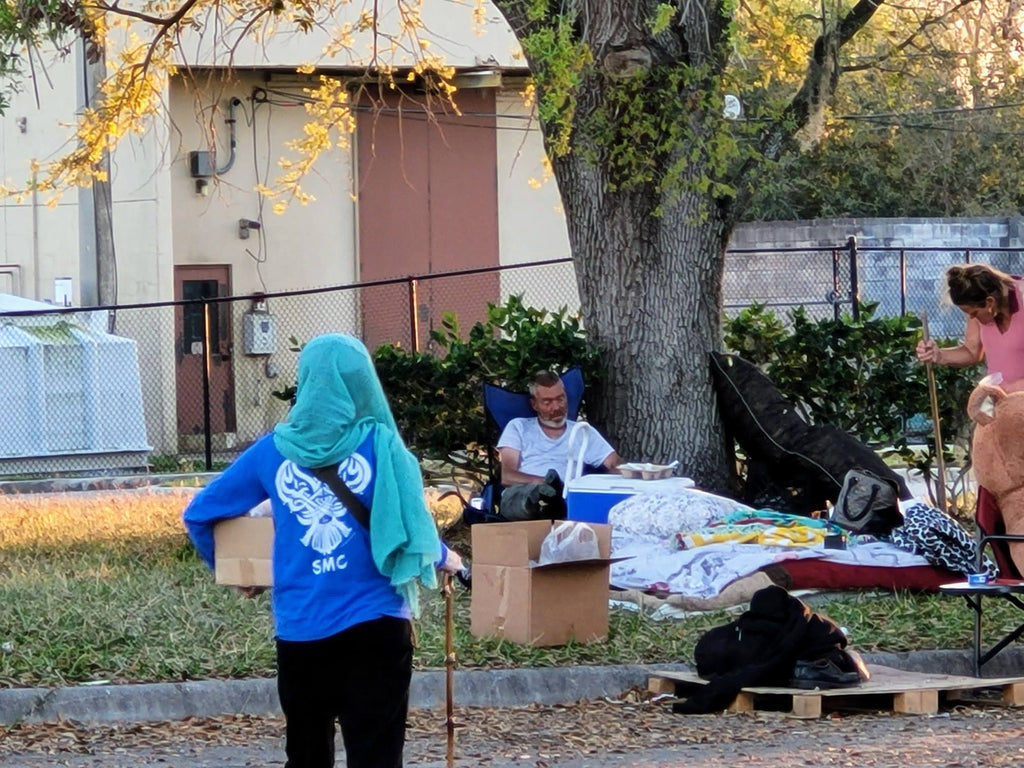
[242,312,277,355]
[188,150,215,178]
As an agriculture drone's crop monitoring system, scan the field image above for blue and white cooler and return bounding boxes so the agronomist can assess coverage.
[559,422,695,524]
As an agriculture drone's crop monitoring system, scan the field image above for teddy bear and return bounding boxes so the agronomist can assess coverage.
[967,375,1024,576]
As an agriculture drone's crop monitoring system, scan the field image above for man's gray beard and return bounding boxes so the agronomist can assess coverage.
[538,416,566,429]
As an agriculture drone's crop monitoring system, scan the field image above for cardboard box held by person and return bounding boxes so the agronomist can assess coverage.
[214,516,274,587]
[470,520,615,647]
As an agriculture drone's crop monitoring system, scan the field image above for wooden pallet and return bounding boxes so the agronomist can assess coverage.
[649,665,1024,718]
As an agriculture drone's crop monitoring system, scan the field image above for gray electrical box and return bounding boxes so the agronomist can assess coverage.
[242,312,277,355]
[188,150,216,178]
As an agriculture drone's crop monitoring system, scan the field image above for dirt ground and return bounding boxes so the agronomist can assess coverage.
[3,690,1024,767]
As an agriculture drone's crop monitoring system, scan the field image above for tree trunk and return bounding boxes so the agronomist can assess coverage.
[555,150,734,490]
[490,0,882,490]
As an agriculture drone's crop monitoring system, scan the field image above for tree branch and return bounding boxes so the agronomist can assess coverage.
[88,0,202,30]
[489,0,549,39]
[727,0,889,222]
[841,0,978,73]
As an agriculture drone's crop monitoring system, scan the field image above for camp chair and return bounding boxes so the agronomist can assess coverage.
[939,487,1024,677]
[461,367,585,525]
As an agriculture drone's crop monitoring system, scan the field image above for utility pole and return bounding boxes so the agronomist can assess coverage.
[78,37,117,315]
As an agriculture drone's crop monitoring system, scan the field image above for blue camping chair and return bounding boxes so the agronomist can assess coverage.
[462,367,585,525]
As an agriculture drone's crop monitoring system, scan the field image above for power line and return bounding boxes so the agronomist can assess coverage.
[256,84,1024,136]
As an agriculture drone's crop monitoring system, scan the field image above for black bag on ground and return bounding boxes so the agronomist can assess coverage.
[832,468,903,536]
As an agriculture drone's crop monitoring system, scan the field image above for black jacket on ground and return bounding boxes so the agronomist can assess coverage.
[673,585,848,714]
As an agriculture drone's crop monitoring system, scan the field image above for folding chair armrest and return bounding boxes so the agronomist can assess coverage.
[978,531,1024,579]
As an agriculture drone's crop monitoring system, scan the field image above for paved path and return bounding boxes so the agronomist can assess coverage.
[3,694,1023,767]
[8,648,1024,727]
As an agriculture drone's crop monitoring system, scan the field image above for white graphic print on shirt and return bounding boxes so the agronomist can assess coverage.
[275,454,373,556]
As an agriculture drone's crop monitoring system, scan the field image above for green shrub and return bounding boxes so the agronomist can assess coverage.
[372,295,604,484]
[271,297,605,485]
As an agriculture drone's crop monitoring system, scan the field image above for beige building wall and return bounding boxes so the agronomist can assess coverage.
[0,50,81,306]
[494,92,577,313]
[168,74,358,294]
[177,1,524,69]
[0,3,584,456]
[168,72,363,444]
[0,41,179,455]
[110,116,179,456]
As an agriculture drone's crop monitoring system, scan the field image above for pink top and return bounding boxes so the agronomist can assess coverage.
[979,278,1024,388]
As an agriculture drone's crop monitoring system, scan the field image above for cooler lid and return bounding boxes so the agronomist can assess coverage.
[565,474,695,493]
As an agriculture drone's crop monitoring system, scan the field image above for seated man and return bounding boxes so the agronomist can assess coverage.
[497,370,622,520]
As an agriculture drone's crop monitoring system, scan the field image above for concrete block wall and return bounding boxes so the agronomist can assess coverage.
[727,217,1024,340]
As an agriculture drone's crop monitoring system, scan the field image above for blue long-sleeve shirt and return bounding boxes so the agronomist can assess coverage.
[183,431,447,641]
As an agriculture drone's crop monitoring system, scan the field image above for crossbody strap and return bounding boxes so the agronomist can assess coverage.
[311,465,371,531]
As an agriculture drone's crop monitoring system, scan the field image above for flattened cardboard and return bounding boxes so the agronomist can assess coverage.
[214,516,274,587]
[470,521,613,646]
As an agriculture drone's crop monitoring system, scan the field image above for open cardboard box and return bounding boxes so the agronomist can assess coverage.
[470,520,615,646]
[214,516,274,587]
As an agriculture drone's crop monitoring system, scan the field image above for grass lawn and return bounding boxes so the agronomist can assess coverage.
[0,490,1019,689]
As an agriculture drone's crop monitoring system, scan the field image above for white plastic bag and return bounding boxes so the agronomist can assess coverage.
[538,521,600,565]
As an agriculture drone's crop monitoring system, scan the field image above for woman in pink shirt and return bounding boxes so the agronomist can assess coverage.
[916,263,1024,392]
[917,264,1024,573]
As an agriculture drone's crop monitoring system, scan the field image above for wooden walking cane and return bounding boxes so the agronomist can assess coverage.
[444,572,456,768]
[921,310,949,511]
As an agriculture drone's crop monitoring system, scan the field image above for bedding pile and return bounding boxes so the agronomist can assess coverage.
[608,486,969,603]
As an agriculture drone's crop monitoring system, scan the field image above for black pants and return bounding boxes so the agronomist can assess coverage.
[276,616,413,768]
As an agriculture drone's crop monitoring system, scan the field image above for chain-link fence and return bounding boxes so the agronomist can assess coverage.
[724,242,1024,338]
[1,245,1021,478]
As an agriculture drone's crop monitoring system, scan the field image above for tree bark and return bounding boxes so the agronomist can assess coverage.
[554,149,732,489]
[530,1,736,489]
[86,44,118,311]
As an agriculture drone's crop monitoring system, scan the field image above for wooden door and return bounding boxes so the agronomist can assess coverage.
[356,89,501,350]
[174,265,237,436]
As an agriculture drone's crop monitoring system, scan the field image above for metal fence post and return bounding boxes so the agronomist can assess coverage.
[899,249,907,316]
[408,278,421,352]
[831,248,841,321]
[847,236,860,322]
[202,300,213,471]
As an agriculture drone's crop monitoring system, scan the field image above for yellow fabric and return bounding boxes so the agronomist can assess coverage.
[679,525,826,549]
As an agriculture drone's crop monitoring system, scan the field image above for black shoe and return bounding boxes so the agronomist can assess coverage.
[789,657,863,690]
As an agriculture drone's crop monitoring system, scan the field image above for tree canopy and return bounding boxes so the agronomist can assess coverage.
[746,1,1024,218]
[2,1,1022,487]
[2,1,1021,214]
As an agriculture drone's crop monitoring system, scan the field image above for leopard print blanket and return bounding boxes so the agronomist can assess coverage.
[886,501,997,578]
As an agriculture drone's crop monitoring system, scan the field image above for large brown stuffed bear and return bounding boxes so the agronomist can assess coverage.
[968,377,1024,575]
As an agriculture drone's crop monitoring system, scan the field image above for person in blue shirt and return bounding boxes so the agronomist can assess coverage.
[183,334,463,768]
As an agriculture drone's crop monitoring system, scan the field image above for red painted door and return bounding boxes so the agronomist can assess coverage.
[356,89,501,351]
[174,265,237,436]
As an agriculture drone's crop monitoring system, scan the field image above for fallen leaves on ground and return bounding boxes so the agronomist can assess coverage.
[3,688,1023,765]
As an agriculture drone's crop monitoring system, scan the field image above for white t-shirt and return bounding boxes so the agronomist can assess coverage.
[497,418,614,480]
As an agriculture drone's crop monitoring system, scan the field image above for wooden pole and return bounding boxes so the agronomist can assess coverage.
[921,310,948,510]
[444,572,455,768]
